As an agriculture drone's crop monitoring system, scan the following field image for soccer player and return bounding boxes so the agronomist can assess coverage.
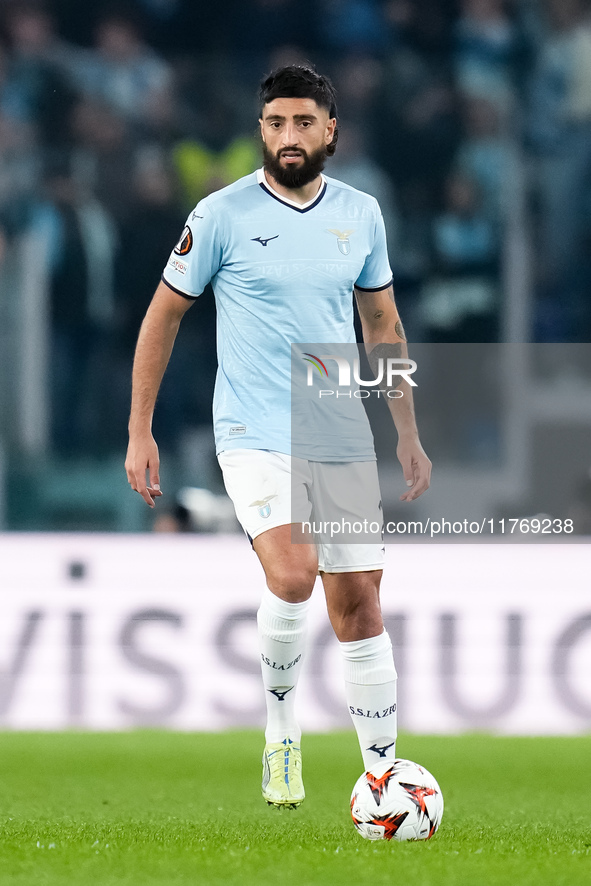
[125,65,431,808]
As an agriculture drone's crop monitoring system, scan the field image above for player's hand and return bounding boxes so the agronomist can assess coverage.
[125,432,163,508]
[397,433,431,502]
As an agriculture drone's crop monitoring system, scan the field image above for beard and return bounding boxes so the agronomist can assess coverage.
[262,143,328,189]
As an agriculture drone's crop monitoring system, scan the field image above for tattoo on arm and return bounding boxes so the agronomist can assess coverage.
[395,319,406,342]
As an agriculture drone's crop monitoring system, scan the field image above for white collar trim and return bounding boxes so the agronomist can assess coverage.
[257,167,326,209]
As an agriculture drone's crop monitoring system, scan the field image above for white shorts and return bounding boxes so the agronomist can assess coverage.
[217,449,385,573]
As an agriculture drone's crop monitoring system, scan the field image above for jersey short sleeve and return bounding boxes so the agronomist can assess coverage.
[354,200,393,292]
[161,202,222,298]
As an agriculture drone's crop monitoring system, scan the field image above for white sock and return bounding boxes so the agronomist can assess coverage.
[340,630,398,770]
[257,587,310,744]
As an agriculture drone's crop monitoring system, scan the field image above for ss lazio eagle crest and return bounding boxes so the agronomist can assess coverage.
[249,494,277,519]
[328,229,354,255]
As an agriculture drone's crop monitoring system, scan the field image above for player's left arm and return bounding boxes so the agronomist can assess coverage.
[355,284,431,501]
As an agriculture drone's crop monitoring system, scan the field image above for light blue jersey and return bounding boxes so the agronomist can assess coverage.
[161,168,392,459]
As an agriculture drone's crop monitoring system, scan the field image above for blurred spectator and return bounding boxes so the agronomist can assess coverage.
[378,45,460,207]
[116,150,217,450]
[0,224,7,264]
[116,150,183,355]
[0,0,588,484]
[167,49,259,208]
[0,1,78,146]
[422,172,500,340]
[316,0,389,54]
[172,133,259,209]
[333,52,383,132]
[114,151,185,447]
[0,107,40,233]
[433,173,499,274]
[454,0,523,102]
[454,93,512,222]
[171,70,259,210]
[383,0,456,56]
[30,157,117,454]
[528,0,591,160]
[225,0,317,74]
[51,0,218,52]
[172,50,256,145]
[69,98,138,226]
[267,44,313,72]
[527,0,591,339]
[70,7,174,131]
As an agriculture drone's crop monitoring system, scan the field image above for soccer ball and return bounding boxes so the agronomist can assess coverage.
[350,758,444,841]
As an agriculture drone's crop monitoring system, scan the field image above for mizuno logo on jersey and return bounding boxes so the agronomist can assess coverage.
[328,229,355,255]
[251,235,279,246]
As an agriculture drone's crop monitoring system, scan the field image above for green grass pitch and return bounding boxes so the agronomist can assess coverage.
[0,732,589,885]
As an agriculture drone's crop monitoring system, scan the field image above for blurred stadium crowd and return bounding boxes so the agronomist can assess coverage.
[0,0,590,479]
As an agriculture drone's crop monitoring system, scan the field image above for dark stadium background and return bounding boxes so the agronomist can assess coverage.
[0,0,589,736]
[0,0,589,534]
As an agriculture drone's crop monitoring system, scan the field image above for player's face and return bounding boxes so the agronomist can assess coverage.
[260,97,336,189]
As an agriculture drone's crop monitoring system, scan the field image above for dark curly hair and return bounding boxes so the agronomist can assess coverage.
[259,64,339,156]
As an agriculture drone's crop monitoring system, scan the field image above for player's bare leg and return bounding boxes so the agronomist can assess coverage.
[254,524,317,807]
[254,524,317,603]
[321,570,384,641]
[322,570,398,770]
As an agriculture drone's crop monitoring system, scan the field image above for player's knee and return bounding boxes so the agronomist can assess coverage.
[334,596,380,622]
[266,565,316,602]
[328,593,383,641]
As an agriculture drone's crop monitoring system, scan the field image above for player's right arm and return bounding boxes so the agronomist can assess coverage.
[125,280,194,507]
